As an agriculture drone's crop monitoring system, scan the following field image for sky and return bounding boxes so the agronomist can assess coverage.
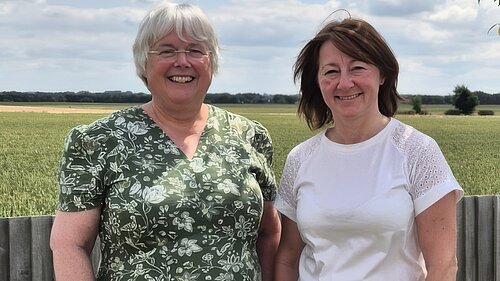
[0,0,498,96]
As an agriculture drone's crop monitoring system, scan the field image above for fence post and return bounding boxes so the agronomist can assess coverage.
[0,218,9,281]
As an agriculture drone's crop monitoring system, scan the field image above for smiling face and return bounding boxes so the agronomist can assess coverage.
[317,41,384,123]
[145,31,212,107]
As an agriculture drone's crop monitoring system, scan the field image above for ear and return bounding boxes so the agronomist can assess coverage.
[380,78,385,85]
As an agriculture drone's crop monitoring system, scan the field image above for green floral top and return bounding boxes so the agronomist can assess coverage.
[57,105,277,281]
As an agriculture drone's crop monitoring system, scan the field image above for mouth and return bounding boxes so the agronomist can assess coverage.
[336,93,362,100]
[168,75,194,84]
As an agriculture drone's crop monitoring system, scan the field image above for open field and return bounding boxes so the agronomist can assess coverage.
[1,103,499,217]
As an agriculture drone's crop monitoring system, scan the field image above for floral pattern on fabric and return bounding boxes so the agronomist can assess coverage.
[57,105,276,281]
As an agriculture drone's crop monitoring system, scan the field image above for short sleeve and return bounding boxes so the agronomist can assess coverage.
[57,126,106,212]
[251,121,277,201]
[406,136,463,215]
[274,133,322,222]
[274,151,300,221]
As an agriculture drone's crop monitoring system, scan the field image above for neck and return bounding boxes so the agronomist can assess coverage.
[142,101,208,132]
[142,101,209,159]
[327,115,390,144]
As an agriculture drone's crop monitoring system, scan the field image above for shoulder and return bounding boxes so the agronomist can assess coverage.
[285,131,324,169]
[209,104,270,137]
[389,118,436,156]
[64,106,143,146]
[210,105,263,126]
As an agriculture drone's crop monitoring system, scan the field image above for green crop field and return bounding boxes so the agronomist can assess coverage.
[1,103,499,217]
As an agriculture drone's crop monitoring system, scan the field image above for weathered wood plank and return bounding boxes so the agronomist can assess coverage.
[477,196,494,280]
[31,216,54,281]
[494,196,500,281]
[456,198,465,281]
[1,195,500,280]
[9,217,31,281]
[464,196,477,281]
[0,217,10,281]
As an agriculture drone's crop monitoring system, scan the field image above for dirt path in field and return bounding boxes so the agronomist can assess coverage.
[0,105,116,114]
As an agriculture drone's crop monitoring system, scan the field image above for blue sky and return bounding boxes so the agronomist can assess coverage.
[0,0,498,96]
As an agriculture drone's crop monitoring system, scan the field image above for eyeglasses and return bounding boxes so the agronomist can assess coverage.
[148,47,211,60]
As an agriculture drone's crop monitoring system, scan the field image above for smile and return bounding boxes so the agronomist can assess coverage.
[336,93,361,100]
[168,76,194,83]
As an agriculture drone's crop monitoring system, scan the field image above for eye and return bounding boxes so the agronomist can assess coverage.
[158,48,176,57]
[352,65,367,71]
[323,69,339,76]
[187,48,206,58]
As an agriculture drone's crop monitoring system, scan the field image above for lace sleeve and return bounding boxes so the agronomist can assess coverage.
[407,137,457,198]
[275,133,322,221]
[393,123,463,214]
[275,151,300,212]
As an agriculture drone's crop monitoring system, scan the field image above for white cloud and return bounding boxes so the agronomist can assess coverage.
[0,0,498,95]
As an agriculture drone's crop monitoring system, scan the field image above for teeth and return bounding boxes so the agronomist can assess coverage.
[170,76,193,83]
[337,94,360,100]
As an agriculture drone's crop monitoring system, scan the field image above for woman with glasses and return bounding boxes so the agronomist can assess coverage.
[50,2,281,280]
[274,16,463,281]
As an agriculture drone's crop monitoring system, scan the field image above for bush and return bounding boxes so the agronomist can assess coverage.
[452,85,479,115]
[445,109,462,115]
[478,110,495,116]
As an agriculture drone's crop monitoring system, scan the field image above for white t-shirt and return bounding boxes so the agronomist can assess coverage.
[274,118,463,281]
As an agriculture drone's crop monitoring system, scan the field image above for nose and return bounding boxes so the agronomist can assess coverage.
[173,52,191,67]
[337,72,354,90]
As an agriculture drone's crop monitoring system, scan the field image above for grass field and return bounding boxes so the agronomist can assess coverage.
[1,103,499,217]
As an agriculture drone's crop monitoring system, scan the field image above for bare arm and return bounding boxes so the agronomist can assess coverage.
[257,201,281,281]
[274,215,305,281]
[416,191,458,281]
[50,208,101,281]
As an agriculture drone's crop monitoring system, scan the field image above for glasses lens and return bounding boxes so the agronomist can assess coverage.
[187,49,206,59]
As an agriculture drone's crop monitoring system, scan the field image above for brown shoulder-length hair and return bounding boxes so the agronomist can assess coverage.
[294,17,403,130]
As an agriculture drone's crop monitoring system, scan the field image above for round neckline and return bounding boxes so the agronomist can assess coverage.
[321,118,395,151]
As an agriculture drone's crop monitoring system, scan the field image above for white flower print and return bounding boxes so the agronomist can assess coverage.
[142,185,166,204]
[222,147,239,164]
[81,135,98,156]
[215,272,235,281]
[115,116,125,126]
[217,179,240,196]
[200,201,219,220]
[230,117,249,133]
[127,121,148,135]
[218,255,244,273]
[58,106,277,280]
[189,157,206,173]
[161,177,186,195]
[110,257,125,271]
[175,271,200,281]
[133,158,160,173]
[176,238,202,257]
[173,211,195,232]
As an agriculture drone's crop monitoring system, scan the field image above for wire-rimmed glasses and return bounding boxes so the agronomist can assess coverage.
[148,47,211,60]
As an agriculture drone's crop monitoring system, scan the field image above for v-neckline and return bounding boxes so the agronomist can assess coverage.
[138,105,213,161]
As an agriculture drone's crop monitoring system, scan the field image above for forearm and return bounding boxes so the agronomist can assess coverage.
[53,247,96,281]
[274,257,299,281]
[425,260,458,281]
[257,231,280,281]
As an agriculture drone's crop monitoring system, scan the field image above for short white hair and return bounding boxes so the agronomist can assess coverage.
[132,2,220,86]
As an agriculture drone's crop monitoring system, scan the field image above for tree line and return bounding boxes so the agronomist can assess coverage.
[0,90,499,104]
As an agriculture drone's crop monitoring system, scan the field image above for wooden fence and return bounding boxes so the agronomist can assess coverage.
[0,195,499,281]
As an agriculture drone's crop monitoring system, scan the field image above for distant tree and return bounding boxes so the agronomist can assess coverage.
[452,85,479,115]
[411,95,422,114]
